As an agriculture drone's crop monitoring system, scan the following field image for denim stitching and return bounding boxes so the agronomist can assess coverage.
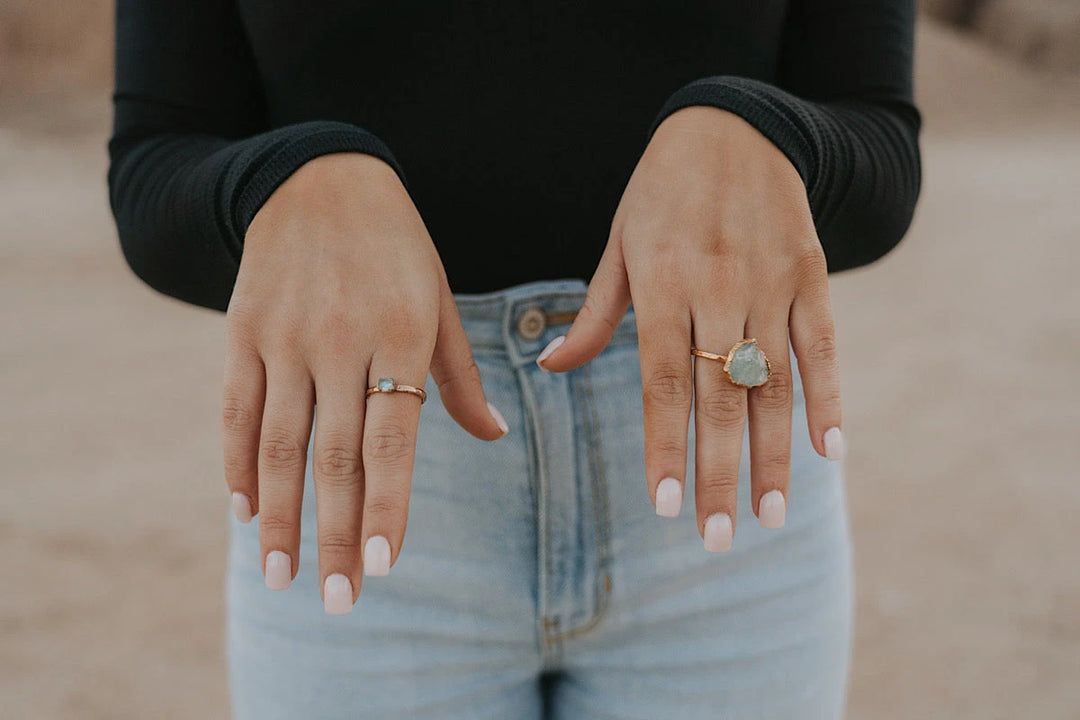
[544,358,612,642]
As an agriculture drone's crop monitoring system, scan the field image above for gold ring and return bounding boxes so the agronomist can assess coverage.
[690,338,771,388]
[365,376,428,404]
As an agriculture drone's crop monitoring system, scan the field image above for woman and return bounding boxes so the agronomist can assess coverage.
[108,1,921,717]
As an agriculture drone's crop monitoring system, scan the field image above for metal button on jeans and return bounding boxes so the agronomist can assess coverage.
[516,306,546,340]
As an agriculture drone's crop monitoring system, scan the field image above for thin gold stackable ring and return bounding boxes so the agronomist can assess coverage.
[690,338,772,389]
[365,376,428,404]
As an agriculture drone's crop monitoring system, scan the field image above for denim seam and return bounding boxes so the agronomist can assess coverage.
[516,363,555,660]
[543,360,612,643]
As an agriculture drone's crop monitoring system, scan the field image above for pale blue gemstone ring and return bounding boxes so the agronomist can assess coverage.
[690,339,772,389]
[365,376,428,404]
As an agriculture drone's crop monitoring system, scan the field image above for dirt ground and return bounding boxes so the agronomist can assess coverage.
[2,21,1078,719]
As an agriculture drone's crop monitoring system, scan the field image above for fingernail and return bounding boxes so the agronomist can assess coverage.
[323,573,353,615]
[364,535,391,577]
[535,335,566,368]
[264,550,292,590]
[487,401,509,436]
[703,513,733,553]
[758,490,786,529]
[824,426,844,461]
[231,492,252,523]
[655,477,683,517]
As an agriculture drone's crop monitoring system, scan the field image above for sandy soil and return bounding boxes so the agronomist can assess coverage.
[2,21,1078,719]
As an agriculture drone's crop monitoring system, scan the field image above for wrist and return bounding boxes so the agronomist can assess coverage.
[653,105,800,183]
[290,152,401,195]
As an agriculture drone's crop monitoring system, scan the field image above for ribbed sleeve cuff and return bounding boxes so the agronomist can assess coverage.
[226,120,407,244]
[646,76,820,189]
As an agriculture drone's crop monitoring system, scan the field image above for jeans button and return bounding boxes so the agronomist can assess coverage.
[516,306,546,340]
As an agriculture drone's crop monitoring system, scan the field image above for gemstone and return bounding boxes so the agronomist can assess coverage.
[377,377,395,391]
[725,340,770,388]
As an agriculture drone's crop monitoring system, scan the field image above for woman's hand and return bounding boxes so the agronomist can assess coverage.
[222,153,509,614]
[535,106,844,550]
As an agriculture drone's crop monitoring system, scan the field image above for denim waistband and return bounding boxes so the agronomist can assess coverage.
[451,277,639,355]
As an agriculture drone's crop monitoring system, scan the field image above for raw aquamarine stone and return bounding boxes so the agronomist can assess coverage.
[377,377,395,391]
[726,341,770,388]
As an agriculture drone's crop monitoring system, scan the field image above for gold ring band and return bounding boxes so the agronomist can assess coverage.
[690,338,772,389]
[689,347,728,362]
[365,376,428,404]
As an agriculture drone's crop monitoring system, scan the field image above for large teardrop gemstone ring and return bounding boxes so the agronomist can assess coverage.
[690,339,772,388]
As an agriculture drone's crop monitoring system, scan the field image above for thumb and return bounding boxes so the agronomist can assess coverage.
[428,268,509,442]
[537,233,631,373]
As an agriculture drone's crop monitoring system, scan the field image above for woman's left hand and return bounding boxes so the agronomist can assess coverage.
[535,105,844,551]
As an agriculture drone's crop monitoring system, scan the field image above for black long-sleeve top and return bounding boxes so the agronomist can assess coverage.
[108,0,922,312]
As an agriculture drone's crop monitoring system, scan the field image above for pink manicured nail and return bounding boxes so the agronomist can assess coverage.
[323,574,353,615]
[264,550,292,590]
[364,535,391,577]
[231,492,252,523]
[487,401,509,436]
[758,490,786,529]
[535,335,566,368]
[703,513,733,553]
[655,477,683,517]
[824,426,844,460]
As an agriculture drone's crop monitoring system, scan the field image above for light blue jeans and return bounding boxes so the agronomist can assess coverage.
[227,277,853,719]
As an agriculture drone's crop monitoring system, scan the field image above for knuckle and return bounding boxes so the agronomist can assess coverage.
[223,452,255,484]
[757,449,791,476]
[579,294,620,335]
[805,334,839,369]
[254,312,304,353]
[225,299,260,334]
[701,234,739,263]
[439,354,481,394]
[792,244,828,285]
[695,390,746,430]
[313,443,362,481]
[257,514,297,535]
[381,309,427,347]
[365,493,406,518]
[316,304,356,336]
[752,368,793,410]
[319,531,360,552]
[643,363,692,409]
[222,397,257,433]
[363,422,413,464]
[260,430,306,471]
[649,435,686,460]
[696,471,739,496]
[816,384,843,410]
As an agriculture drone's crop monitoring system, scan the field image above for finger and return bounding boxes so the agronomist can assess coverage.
[690,307,747,552]
[358,345,427,595]
[633,272,692,519]
[790,263,843,461]
[537,229,631,372]
[257,358,314,592]
[310,365,367,614]
[745,310,794,530]
[223,328,265,523]
[429,269,509,441]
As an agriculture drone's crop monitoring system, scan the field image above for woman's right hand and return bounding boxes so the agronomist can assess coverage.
[222,152,509,615]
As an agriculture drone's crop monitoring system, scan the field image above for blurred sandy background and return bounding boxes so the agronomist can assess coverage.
[2,1,1079,718]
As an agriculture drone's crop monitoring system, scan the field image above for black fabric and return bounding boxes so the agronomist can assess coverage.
[108,0,921,312]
